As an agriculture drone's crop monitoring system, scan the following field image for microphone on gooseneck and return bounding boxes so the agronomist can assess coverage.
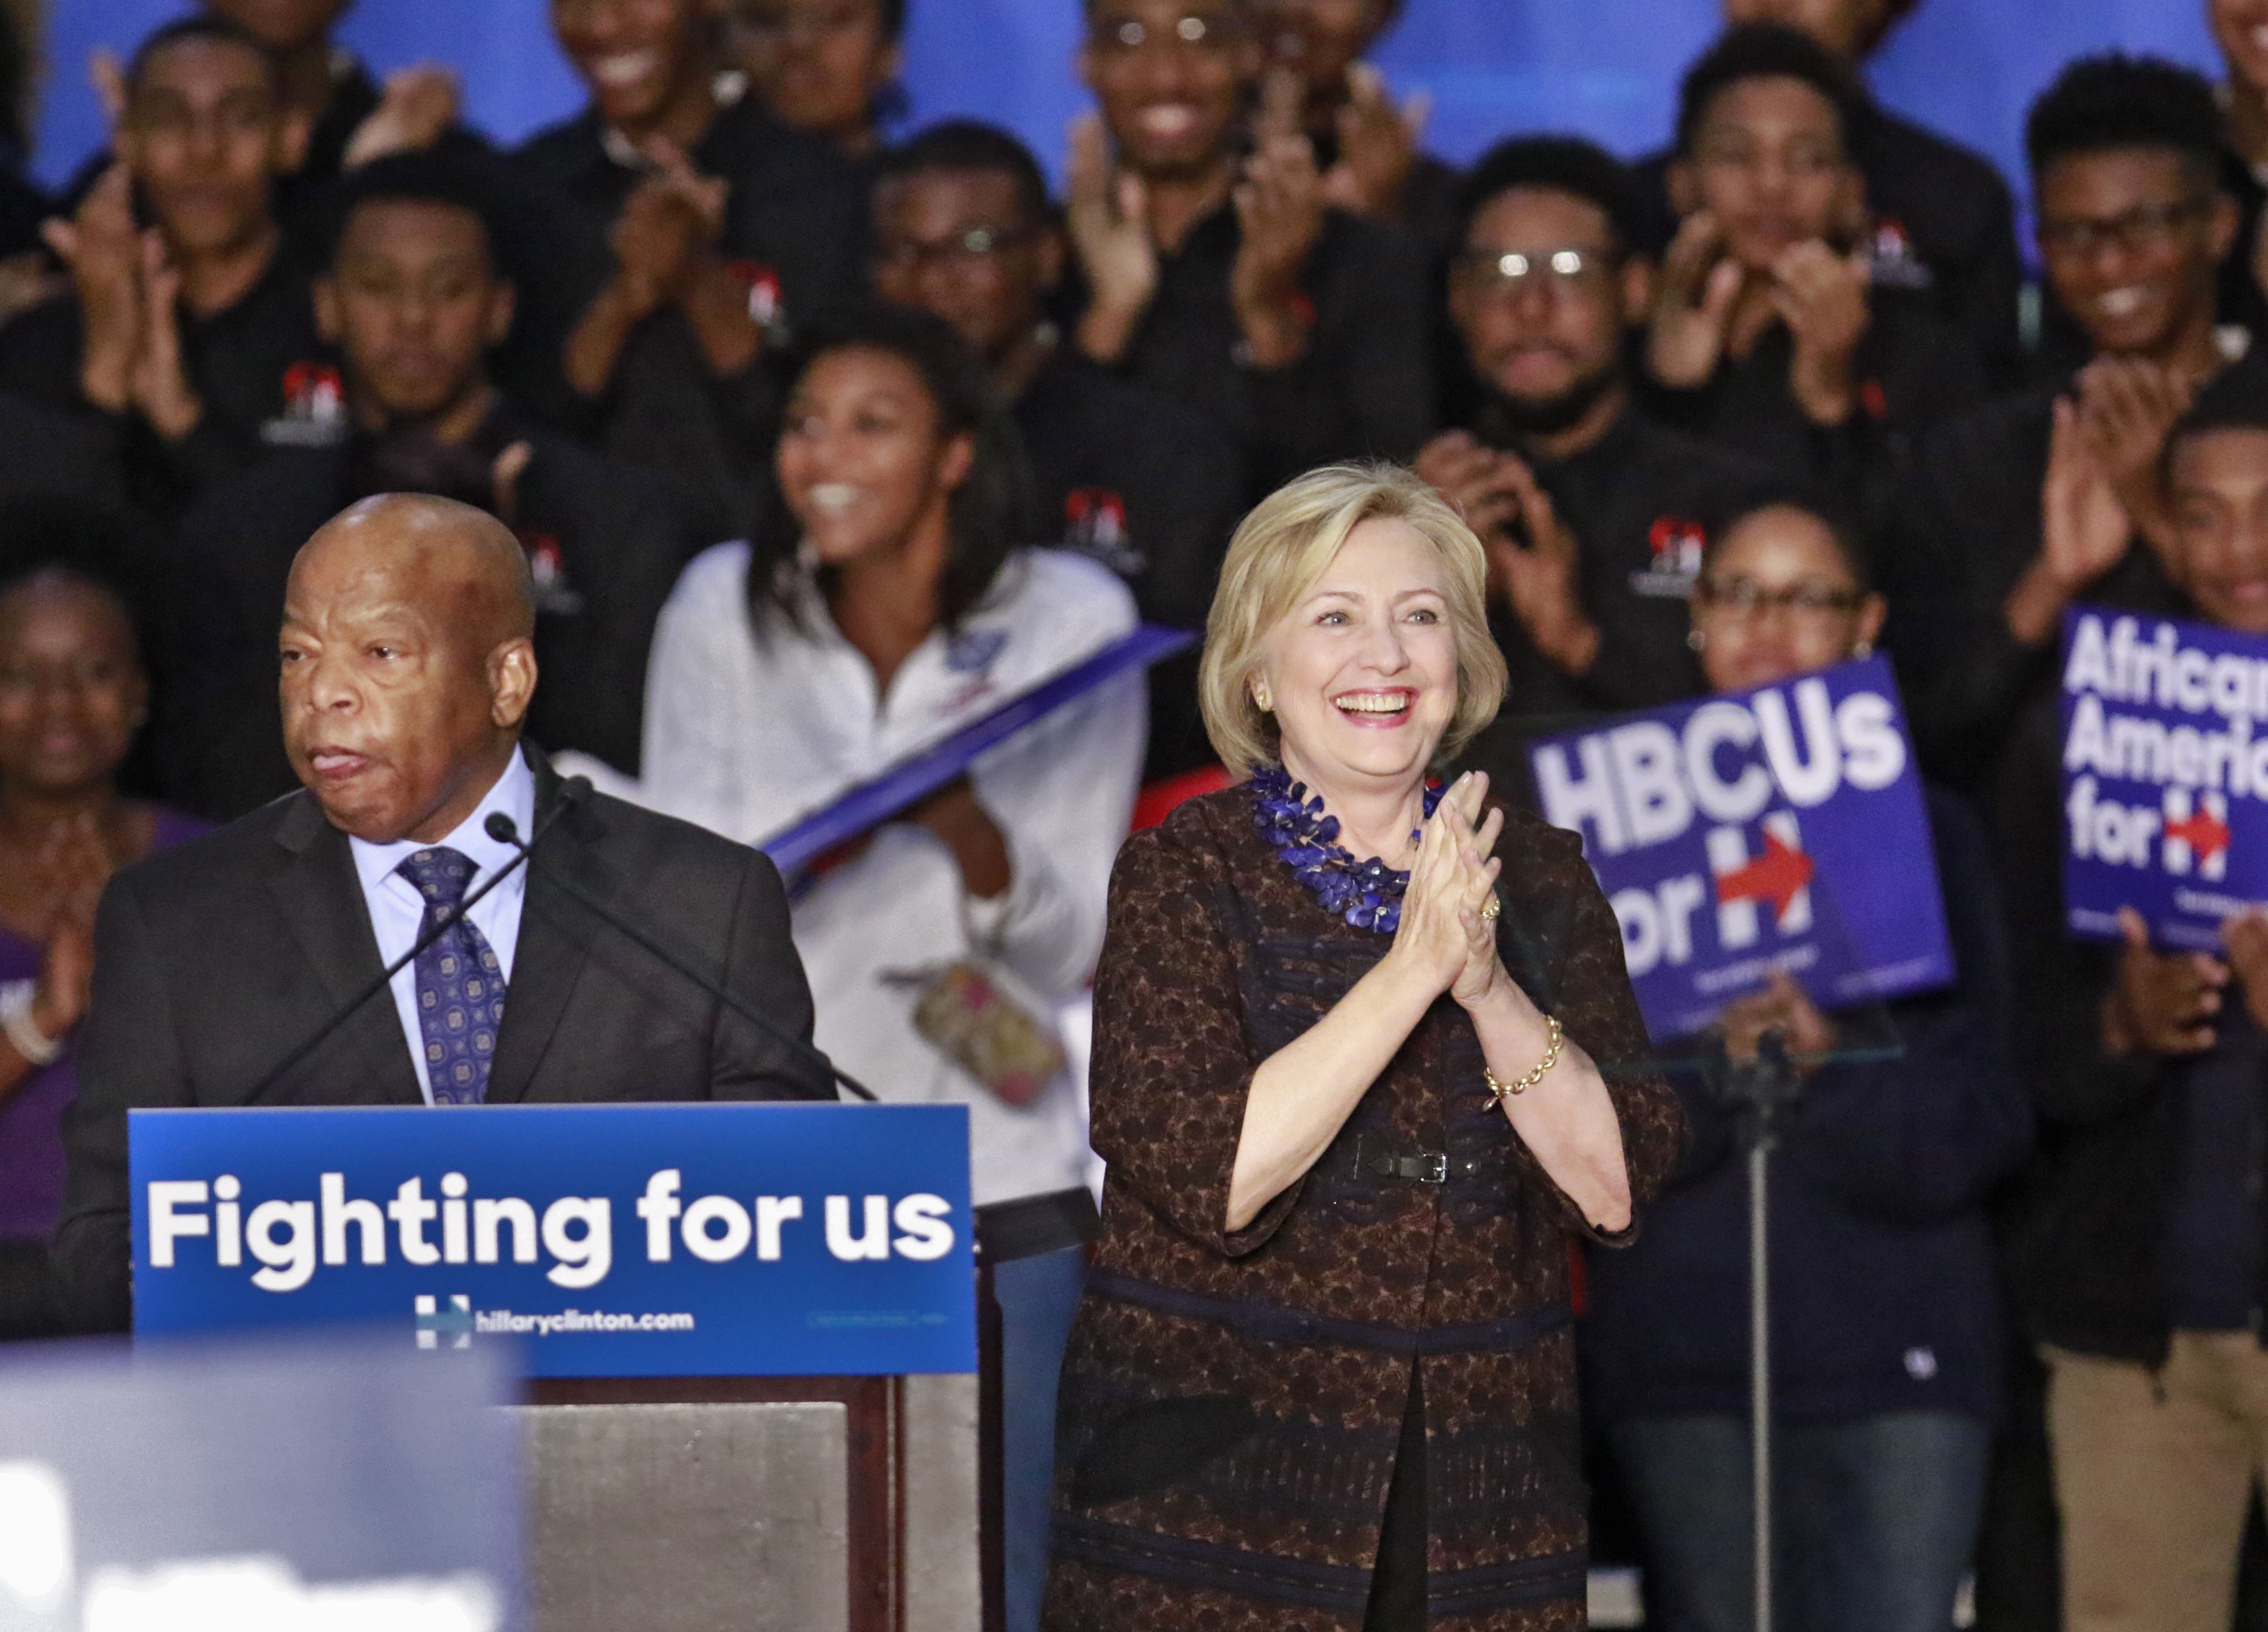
[243,774,589,1102]
[483,802,878,1104]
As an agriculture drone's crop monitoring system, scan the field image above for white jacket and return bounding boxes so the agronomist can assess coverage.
[602,542,1145,1206]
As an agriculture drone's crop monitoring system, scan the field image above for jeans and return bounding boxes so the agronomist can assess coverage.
[1609,1410,1991,1632]
[995,1245,1087,1632]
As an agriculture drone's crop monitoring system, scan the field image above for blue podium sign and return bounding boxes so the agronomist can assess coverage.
[129,1103,976,1377]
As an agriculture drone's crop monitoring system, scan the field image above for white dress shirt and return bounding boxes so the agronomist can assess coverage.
[349,751,537,1105]
[567,545,1144,1205]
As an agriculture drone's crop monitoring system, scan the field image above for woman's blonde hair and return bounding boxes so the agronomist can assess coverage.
[1199,463,1508,778]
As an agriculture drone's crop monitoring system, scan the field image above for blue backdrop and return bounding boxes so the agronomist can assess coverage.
[31,0,2221,214]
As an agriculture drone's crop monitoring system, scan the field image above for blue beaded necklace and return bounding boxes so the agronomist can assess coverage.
[1250,764,1443,933]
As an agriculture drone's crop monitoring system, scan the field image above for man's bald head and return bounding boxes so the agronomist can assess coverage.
[299,492,536,642]
[280,492,540,843]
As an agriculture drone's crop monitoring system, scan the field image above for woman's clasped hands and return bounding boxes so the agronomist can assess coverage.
[1389,769,1515,1011]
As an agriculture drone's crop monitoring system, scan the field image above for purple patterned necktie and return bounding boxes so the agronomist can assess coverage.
[396,846,507,1105]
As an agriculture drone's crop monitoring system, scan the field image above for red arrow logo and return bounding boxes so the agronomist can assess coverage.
[1715,828,1815,919]
[2166,804,2231,861]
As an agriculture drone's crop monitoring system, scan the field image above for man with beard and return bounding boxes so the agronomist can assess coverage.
[1416,136,1794,739]
[159,153,715,820]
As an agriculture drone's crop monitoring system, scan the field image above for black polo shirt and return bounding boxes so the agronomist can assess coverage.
[0,248,333,517]
[156,401,718,818]
[1889,382,2188,798]
[509,90,868,532]
[1013,347,1247,779]
[1634,101,2025,384]
[1085,199,1435,500]
[1451,400,1797,807]
[1488,400,1798,714]
[1638,287,1988,528]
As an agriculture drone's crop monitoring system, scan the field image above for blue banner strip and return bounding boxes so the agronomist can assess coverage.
[762,623,1196,875]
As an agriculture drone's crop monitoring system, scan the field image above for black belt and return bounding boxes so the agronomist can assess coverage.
[1347,1135,1501,1186]
[1086,1270,1570,1356]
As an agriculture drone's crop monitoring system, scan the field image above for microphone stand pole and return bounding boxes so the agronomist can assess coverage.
[1711,1030,1802,1632]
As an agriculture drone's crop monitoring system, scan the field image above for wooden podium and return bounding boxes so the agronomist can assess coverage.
[127,1103,987,1632]
[517,1372,981,1632]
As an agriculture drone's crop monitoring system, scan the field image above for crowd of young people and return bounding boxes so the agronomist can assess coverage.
[3,0,2268,1628]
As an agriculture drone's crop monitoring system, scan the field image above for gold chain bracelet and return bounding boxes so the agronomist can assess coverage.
[1483,1014,1564,1107]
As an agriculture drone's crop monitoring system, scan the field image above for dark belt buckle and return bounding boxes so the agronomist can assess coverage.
[1416,1152,1446,1184]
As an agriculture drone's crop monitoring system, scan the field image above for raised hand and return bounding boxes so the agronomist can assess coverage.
[2104,906,2226,1056]
[2045,396,2133,588]
[609,143,726,320]
[1438,782,1511,1010]
[2007,395,2132,646]
[1066,110,1156,364]
[2223,910,2268,1033]
[1232,73,1324,369]
[89,48,127,129]
[1771,239,1870,427]
[1715,969,1837,1066]
[1390,770,1492,996]
[1492,455,1599,677]
[1318,62,1429,219]
[342,64,462,169]
[2075,356,2192,557]
[130,230,203,440]
[0,250,68,327]
[42,164,143,414]
[490,440,534,526]
[28,813,121,1043]
[1414,430,1524,540]
[1647,210,1743,391]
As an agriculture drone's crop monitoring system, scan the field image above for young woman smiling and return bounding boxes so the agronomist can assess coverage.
[615,303,1145,1632]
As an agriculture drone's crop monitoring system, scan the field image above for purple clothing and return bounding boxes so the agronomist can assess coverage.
[0,808,208,1240]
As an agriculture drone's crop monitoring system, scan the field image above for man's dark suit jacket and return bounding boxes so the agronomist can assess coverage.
[55,748,836,1330]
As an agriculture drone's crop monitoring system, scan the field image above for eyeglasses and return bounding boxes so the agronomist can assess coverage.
[1692,576,1865,618]
[1089,13,1237,54]
[1452,247,1613,298]
[2036,196,2212,259]
[874,225,1034,272]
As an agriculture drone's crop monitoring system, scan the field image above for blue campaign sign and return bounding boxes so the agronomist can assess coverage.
[130,1102,975,1377]
[2059,608,2268,951]
[1528,655,1953,1040]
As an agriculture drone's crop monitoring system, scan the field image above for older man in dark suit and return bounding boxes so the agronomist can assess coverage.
[56,492,836,1330]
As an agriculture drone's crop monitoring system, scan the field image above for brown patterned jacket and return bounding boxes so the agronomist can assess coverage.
[1045,786,1688,1631]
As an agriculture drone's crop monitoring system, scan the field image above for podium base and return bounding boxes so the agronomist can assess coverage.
[518,1375,979,1632]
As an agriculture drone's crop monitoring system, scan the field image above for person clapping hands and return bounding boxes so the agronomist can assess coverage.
[1643,25,1984,490]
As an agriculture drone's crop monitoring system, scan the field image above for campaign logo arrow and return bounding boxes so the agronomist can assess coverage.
[2165,803,2231,865]
[1713,827,1815,919]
